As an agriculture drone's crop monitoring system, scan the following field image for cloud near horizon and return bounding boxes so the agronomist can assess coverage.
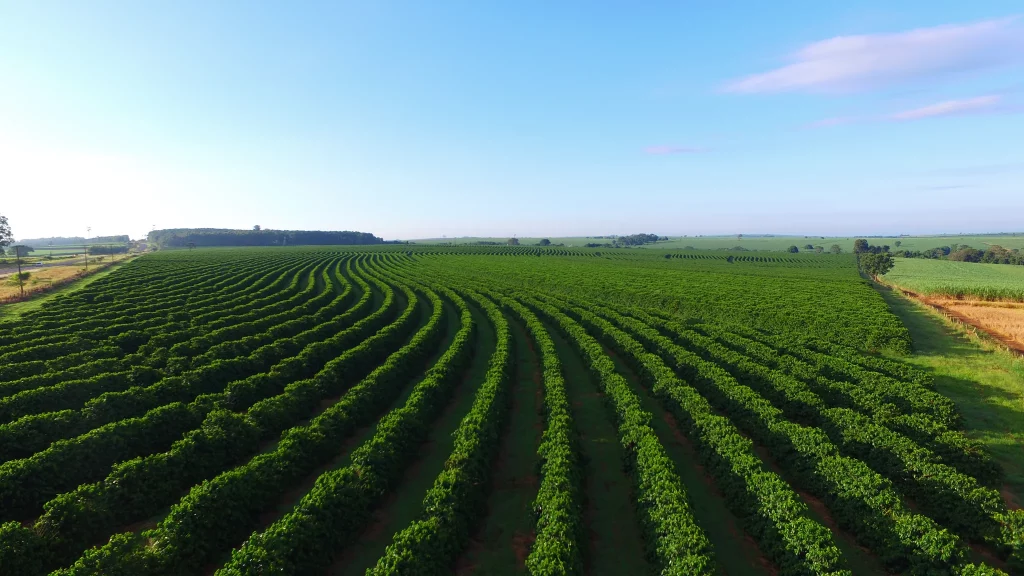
[644,145,707,155]
[725,17,1024,94]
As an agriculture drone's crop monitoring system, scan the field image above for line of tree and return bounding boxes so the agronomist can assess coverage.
[892,244,1024,265]
[147,228,384,248]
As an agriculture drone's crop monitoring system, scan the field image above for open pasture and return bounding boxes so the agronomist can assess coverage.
[0,246,1020,575]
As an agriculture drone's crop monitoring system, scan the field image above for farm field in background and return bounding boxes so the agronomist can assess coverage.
[413,233,1024,253]
[884,258,1024,302]
[882,258,1024,351]
[0,246,1021,575]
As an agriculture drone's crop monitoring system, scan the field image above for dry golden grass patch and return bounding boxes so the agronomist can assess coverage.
[933,299,1024,349]
[0,265,87,299]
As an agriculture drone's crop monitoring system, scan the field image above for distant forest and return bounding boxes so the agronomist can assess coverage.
[19,235,130,247]
[148,228,384,248]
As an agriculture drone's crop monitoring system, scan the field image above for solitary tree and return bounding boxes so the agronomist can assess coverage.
[787,245,800,253]
[830,244,842,254]
[253,225,261,231]
[860,252,895,278]
[804,244,814,250]
[815,246,824,253]
[537,238,551,246]
[507,237,519,246]
[0,214,12,254]
[894,240,902,248]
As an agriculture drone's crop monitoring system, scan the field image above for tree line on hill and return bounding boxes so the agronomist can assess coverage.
[147,228,385,248]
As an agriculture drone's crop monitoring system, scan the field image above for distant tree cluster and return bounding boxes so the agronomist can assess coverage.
[617,233,663,246]
[853,239,890,254]
[148,228,384,248]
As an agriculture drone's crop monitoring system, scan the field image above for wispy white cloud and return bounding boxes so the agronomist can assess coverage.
[725,17,1024,94]
[808,94,1015,127]
[889,95,1003,120]
[644,145,707,155]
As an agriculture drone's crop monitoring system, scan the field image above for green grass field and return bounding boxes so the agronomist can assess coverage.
[883,258,1024,301]
[412,234,1024,253]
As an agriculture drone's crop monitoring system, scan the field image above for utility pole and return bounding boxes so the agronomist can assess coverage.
[15,246,23,298]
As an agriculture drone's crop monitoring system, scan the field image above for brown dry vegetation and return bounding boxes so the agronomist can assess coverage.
[927,298,1024,353]
[0,265,88,300]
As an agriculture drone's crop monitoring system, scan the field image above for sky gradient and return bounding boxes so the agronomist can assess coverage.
[1,1,1022,241]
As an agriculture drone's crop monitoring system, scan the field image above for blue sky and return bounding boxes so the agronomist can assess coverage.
[1,1,1022,240]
